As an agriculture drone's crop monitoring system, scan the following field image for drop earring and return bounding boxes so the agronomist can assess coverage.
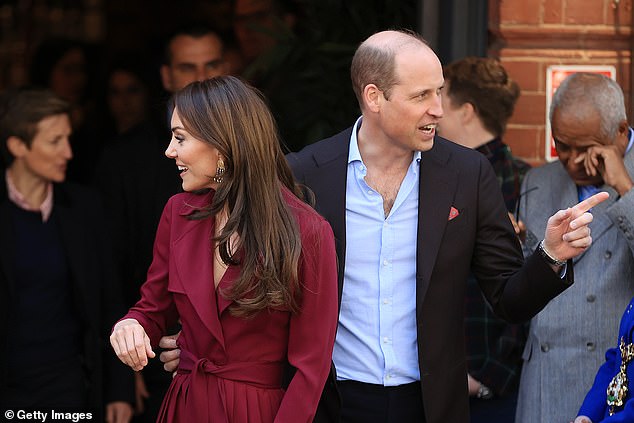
[213,156,225,183]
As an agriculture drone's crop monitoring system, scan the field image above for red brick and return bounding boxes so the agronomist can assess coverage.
[505,126,541,160]
[500,0,542,24]
[564,0,606,24]
[502,60,542,92]
[511,93,547,126]
[606,0,632,26]
[543,0,563,23]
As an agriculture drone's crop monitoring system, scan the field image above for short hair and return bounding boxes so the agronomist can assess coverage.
[443,57,520,138]
[0,87,69,166]
[550,72,626,140]
[162,24,223,66]
[350,29,428,107]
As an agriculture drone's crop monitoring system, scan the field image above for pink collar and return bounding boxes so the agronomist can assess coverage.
[6,169,53,222]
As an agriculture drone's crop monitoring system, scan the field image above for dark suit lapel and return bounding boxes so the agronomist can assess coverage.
[416,140,459,303]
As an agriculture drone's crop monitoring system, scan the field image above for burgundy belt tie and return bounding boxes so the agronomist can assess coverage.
[178,349,284,422]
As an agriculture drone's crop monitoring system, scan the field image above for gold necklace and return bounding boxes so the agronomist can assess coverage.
[607,336,634,415]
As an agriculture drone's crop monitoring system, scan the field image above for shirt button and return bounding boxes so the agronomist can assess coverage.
[368,190,373,195]
[383,337,389,343]
[383,299,389,305]
[586,342,596,351]
[586,294,596,303]
[605,251,612,259]
[383,259,389,266]
[540,343,550,353]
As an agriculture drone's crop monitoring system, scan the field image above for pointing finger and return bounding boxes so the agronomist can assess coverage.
[572,191,609,215]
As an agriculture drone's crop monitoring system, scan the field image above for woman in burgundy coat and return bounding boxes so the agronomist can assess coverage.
[110,76,339,422]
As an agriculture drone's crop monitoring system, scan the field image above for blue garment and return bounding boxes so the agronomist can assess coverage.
[578,297,634,422]
[333,117,421,385]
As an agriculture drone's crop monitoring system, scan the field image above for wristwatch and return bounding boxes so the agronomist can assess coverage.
[538,240,567,267]
[477,383,494,400]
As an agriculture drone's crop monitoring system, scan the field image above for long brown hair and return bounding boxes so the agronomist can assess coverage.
[173,76,305,317]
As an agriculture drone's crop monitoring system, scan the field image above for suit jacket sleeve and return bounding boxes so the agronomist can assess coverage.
[274,218,339,423]
[472,155,573,323]
[123,198,179,346]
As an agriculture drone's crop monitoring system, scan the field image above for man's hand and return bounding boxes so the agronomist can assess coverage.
[159,332,181,376]
[572,416,592,423]
[467,373,480,396]
[577,145,633,196]
[105,401,133,423]
[110,319,155,371]
[542,191,609,264]
[508,212,526,242]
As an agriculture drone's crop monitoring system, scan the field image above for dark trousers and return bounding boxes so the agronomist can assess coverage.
[338,380,426,423]
[469,390,518,423]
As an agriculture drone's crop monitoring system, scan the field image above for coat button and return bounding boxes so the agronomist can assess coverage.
[540,343,550,352]
[586,294,596,303]
[605,251,612,259]
[586,342,596,351]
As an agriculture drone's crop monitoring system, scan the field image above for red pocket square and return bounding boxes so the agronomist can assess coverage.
[448,206,460,221]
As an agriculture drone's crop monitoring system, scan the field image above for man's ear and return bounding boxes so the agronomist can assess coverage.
[615,119,630,151]
[6,136,27,159]
[363,84,382,113]
[461,102,477,124]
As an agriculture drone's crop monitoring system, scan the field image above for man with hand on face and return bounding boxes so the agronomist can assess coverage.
[160,31,608,422]
[515,73,634,423]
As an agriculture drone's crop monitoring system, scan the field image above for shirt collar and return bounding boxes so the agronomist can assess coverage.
[348,116,422,165]
[6,169,54,222]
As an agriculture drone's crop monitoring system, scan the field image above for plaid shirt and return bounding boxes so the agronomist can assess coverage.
[465,138,531,396]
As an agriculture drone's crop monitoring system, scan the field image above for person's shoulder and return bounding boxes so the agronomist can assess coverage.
[287,127,353,163]
[282,187,330,229]
[56,181,102,204]
[524,159,562,179]
[165,190,212,211]
[432,136,489,167]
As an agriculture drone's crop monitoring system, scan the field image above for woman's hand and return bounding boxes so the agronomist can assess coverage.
[110,318,155,371]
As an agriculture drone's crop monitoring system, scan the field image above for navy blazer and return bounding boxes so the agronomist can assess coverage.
[287,127,574,422]
[0,174,134,415]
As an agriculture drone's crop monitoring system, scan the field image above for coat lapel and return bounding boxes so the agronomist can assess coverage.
[416,140,459,303]
[172,193,225,346]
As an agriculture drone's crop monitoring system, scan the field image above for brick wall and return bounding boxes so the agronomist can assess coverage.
[489,0,633,165]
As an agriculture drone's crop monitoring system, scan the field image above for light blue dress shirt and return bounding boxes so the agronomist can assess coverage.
[333,117,421,386]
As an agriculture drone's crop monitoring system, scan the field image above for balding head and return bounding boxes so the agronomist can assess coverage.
[551,72,626,140]
[350,30,431,109]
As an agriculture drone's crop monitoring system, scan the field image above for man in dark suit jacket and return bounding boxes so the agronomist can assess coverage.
[284,30,605,423]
